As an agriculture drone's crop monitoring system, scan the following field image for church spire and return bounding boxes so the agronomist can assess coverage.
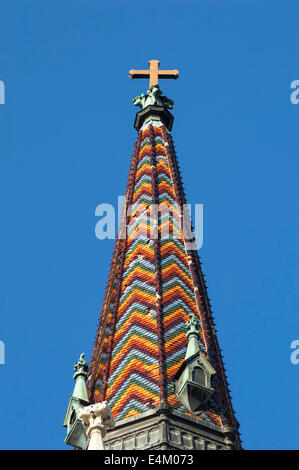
[87,61,241,450]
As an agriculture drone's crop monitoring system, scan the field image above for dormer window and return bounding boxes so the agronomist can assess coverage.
[173,313,216,414]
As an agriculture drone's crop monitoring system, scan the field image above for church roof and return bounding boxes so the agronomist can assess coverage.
[87,75,241,447]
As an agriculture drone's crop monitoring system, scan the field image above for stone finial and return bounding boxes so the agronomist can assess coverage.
[78,401,115,450]
[133,84,174,110]
[185,313,201,359]
[73,353,89,381]
[186,312,200,337]
[72,353,89,403]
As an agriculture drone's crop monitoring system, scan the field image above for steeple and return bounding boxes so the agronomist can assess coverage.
[87,61,241,450]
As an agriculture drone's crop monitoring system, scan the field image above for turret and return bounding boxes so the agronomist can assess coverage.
[174,313,216,414]
[63,353,90,449]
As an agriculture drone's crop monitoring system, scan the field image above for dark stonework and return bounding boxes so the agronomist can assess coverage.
[104,406,239,451]
[134,105,174,131]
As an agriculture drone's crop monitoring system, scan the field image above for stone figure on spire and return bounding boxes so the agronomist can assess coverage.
[133,84,174,110]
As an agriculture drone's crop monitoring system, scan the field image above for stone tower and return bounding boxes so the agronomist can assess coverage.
[85,61,241,450]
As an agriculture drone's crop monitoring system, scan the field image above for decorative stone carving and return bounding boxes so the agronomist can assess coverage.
[79,401,115,450]
[103,407,233,450]
[73,353,89,380]
[133,84,174,110]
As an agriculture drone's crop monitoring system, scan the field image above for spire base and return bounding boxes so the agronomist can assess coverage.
[102,408,238,450]
[134,105,174,131]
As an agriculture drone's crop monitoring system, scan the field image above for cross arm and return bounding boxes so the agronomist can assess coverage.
[158,69,179,79]
[129,70,150,79]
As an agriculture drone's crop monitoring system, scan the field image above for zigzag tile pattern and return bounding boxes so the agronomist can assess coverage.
[89,123,234,430]
[153,129,210,414]
[105,129,160,420]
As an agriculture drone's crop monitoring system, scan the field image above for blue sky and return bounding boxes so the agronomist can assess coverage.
[0,0,299,450]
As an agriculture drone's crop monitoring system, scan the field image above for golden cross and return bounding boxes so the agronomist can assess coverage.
[129,59,179,89]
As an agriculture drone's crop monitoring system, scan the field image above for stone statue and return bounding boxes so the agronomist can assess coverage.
[186,312,200,336]
[79,401,115,450]
[73,352,89,380]
[133,84,174,110]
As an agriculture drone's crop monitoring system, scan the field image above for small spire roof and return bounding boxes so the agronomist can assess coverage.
[72,353,89,402]
[185,312,202,359]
